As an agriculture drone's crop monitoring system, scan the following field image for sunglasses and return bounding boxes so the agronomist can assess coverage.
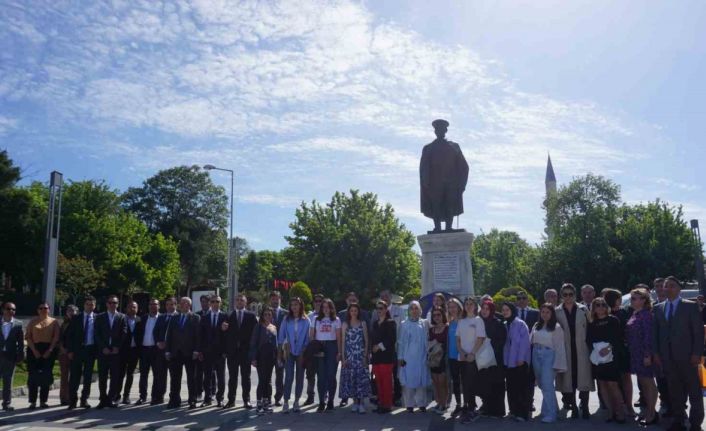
[108,301,118,305]
[5,308,16,312]
[562,292,574,297]
[38,306,49,310]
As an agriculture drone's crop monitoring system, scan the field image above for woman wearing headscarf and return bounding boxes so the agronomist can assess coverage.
[502,302,531,422]
[477,300,507,418]
[397,301,431,412]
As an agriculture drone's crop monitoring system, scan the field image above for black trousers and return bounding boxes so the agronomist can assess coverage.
[69,345,96,403]
[506,364,531,419]
[152,347,168,401]
[27,343,56,404]
[448,359,462,405]
[274,361,284,401]
[98,352,122,403]
[459,361,478,410]
[656,374,671,412]
[202,353,226,402]
[117,346,139,400]
[306,356,316,398]
[169,352,196,404]
[227,351,251,402]
[138,346,161,400]
[478,365,505,417]
[666,359,704,429]
[194,358,204,398]
[256,357,275,401]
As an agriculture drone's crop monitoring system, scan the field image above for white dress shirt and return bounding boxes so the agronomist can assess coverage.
[142,314,158,347]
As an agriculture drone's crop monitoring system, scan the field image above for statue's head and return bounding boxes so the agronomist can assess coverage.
[432,119,449,139]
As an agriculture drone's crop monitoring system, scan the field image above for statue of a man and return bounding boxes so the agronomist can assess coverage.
[419,119,469,233]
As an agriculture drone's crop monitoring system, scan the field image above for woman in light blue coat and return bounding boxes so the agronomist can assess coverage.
[278,297,310,413]
[398,301,431,412]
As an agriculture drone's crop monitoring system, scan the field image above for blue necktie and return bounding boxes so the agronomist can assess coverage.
[180,314,186,329]
[666,302,672,321]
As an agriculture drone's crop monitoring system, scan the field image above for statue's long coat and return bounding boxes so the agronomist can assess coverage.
[419,139,469,220]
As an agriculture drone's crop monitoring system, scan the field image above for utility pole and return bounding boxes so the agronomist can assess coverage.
[691,220,706,295]
[42,171,63,314]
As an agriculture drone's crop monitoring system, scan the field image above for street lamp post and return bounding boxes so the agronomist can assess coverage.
[204,164,237,310]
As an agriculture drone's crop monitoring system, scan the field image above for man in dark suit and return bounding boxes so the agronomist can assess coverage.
[200,295,227,407]
[654,276,705,431]
[515,291,539,410]
[66,295,98,409]
[152,297,178,405]
[117,301,141,404]
[0,302,24,411]
[136,298,160,405]
[166,297,201,409]
[222,293,256,409]
[269,291,288,405]
[95,295,127,409]
[195,294,212,401]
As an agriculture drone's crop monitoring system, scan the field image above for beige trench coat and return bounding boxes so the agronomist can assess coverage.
[555,304,595,393]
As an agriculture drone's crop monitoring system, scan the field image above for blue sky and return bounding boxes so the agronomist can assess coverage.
[2,0,705,250]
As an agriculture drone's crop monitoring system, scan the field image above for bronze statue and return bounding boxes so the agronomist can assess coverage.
[419,119,469,233]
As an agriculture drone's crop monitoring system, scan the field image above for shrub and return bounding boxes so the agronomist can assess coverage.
[492,286,538,308]
[289,281,313,311]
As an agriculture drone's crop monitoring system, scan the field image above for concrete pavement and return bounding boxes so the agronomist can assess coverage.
[0,366,673,431]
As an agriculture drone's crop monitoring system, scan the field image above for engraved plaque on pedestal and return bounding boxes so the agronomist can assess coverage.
[418,232,474,298]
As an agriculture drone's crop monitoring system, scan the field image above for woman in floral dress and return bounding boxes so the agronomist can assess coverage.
[339,303,371,413]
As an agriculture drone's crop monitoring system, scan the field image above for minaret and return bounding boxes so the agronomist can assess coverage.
[545,154,557,239]
[545,153,557,196]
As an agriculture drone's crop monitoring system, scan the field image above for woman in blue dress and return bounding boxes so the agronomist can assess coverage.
[339,303,371,413]
[398,300,431,412]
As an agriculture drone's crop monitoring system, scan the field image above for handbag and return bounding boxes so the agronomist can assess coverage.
[475,338,497,370]
[426,339,443,368]
[303,320,322,362]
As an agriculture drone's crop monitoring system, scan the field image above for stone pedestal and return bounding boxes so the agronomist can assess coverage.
[417,232,475,298]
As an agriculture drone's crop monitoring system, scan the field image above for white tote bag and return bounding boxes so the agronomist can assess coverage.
[475,338,497,370]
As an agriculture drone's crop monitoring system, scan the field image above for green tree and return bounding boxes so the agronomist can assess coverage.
[471,229,537,295]
[286,190,420,303]
[122,165,229,292]
[543,174,622,289]
[0,162,46,291]
[56,254,104,305]
[614,200,696,288]
[239,250,260,292]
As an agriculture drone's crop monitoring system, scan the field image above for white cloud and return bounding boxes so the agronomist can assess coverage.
[0,0,667,245]
[0,116,17,135]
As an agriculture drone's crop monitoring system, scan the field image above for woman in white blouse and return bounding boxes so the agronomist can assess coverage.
[455,297,486,424]
[530,303,567,423]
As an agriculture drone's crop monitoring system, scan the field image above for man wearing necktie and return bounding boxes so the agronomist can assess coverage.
[152,297,177,405]
[199,296,227,407]
[653,276,704,431]
[166,297,201,409]
[95,295,127,409]
[66,296,98,409]
[223,294,257,409]
[116,301,141,404]
[0,302,24,411]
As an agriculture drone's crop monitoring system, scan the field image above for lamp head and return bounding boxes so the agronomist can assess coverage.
[203,164,216,170]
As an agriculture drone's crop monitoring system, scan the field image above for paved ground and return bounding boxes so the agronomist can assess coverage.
[0,367,676,431]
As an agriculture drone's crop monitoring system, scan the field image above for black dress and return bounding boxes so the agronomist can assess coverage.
[586,315,621,382]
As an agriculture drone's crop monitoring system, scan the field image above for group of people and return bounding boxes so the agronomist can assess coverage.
[0,278,704,431]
